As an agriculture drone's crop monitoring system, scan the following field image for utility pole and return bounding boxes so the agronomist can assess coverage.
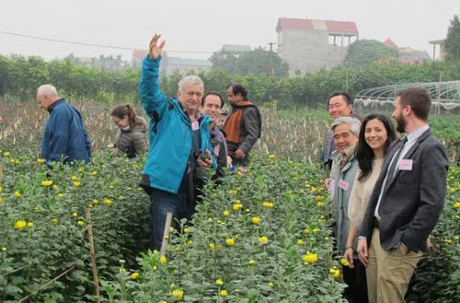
[268,42,276,78]
[267,42,276,102]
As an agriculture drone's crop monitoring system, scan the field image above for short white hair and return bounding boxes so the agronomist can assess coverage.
[177,76,204,92]
[37,84,58,96]
[331,117,361,136]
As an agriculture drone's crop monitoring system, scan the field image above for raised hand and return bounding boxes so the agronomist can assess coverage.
[149,34,166,59]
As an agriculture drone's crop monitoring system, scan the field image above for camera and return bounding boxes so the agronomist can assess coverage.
[194,149,211,161]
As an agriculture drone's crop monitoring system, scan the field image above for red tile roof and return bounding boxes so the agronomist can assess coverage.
[277,17,358,34]
[384,38,399,49]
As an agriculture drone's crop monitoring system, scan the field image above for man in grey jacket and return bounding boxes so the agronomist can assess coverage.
[357,87,449,303]
[330,116,367,302]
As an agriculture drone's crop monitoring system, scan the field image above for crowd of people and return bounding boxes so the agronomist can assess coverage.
[324,88,448,303]
[34,33,449,303]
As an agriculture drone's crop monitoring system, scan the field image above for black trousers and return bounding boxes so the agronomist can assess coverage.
[342,259,369,303]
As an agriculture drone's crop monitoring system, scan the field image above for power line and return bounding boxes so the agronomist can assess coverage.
[0,30,213,54]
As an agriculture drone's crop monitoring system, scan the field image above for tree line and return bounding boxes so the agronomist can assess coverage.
[0,54,459,108]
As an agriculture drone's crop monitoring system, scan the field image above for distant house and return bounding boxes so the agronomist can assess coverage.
[384,38,431,64]
[132,49,149,66]
[162,57,212,76]
[131,50,212,75]
[276,17,359,74]
[220,44,252,58]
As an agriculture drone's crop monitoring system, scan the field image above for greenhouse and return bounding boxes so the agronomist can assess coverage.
[354,81,460,115]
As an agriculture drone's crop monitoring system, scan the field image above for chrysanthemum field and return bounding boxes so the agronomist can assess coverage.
[0,101,459,302]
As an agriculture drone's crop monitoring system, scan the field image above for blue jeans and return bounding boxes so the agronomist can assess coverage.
[149,186,195,251]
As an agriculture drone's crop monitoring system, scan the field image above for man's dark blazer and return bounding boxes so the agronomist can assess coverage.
[359,128,448,253]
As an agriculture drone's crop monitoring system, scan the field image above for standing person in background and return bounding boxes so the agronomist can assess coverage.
[200,92,229,179]
[109,104,148,158]
[343,114,396,302]
[357,87,449,303]
[322,92,361,170]
[330,116,365,302]
[223,83,261,166]
[36,84,91,165]
[139,34,216,251]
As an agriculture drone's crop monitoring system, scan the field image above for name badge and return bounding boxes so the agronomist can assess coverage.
[399,159,413,171]
[191,121,199,131]
[338,179,350,191]
[214,144,220,156]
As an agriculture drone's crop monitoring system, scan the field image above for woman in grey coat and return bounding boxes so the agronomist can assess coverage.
[109,104,148,158]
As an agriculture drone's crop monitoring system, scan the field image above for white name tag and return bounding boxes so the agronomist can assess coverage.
[338,179,350,191]
[214,144,220,156]
[399,159,413,171]
[191,121,199,131]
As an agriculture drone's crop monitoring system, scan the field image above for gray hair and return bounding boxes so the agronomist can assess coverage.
[177,75,204,91]
[331,116,361,137]
[37,84,58,96]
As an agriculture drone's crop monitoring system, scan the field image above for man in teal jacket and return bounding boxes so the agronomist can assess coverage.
[139,34,216,250]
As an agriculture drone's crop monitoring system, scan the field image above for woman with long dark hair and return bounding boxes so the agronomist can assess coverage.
[342,113,396,302]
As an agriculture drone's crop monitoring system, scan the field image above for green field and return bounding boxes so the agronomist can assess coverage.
[0,101,459,302]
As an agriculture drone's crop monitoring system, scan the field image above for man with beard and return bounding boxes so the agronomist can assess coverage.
[357,87,448,303]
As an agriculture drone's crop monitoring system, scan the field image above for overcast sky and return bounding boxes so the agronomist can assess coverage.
[0,0,458,61]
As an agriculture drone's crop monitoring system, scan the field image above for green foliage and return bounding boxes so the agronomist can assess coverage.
[98,155,347,302]
[344,39,399,68]
[209,47,289,79]
[0,152,150,302]
[444,15,460,63]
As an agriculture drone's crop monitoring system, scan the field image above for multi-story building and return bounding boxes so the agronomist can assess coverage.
[276,17,359,75]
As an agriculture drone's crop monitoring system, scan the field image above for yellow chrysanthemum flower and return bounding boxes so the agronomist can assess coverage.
[41,180,53,187]
[103,199,113,206]
[160,255,167,264]
[340,258,350,266]
[91,171,97,176]
[77,220,84,226]
[453,202,460,209]
[14,191,21,198]
[262,201,274,208]
[258,236,269,245]
[37,158,46,164]
[223,210,230,216]
[297,239,304,245]
[71,176,78,181]
[251,216,260,224]
[248,259,255,265]
[220,290,228,297]
[130,272,140,280]
[268,282,274,287]
[233,203,243,211]
[268,154,275,159]
[215,278,223,286]
[225,238,235,246]
[27,222,33,228]
[51,218,59,225]
[14,220,27,230]
[303,253,318,264]
[171,289,184,301]
[73,181,81,187]
[3,151,10,157]
[209,243,216,250]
